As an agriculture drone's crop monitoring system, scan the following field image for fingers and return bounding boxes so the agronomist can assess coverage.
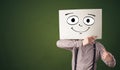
[102,47,106,52]
[102,49,109,60]
[88,36,97,44]
[90,36,97,40]
[83,36,97,46]
[101,47,110,60]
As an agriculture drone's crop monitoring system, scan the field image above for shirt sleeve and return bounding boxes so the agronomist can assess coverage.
[97,42,116,67]
[56,39,82,51]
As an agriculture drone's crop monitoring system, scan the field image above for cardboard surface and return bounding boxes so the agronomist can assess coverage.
[59,9,102,39]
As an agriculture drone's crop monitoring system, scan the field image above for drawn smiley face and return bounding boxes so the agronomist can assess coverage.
[66,13,95,34]
[59,9,102,39]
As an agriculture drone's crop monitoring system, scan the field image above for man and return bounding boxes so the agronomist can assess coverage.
[56,36,116,70]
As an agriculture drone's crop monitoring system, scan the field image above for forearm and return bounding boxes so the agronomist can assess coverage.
[102,52,116,67]
[98,42,116,67]
[56,39,82,50]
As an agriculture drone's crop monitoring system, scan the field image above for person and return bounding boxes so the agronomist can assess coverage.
[56,36,116,70]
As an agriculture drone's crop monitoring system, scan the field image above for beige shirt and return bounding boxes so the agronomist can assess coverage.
[56,39,116,70]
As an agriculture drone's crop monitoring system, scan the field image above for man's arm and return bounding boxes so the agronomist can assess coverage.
[98,43,116,67]
[56,39,82,51]
[101,48,116,67]
[56,36,97,50]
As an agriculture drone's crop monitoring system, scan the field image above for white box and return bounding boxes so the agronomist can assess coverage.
[59,9,102,39]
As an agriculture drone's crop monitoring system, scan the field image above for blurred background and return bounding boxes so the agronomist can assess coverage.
[1,0,120,70]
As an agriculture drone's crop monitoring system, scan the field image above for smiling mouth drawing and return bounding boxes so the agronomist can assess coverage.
[71,27,90,34]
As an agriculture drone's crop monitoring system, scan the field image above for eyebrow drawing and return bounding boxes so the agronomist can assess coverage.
[88,14,96,17]
[65,12,73,16]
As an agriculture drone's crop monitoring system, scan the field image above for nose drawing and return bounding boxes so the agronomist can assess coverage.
[79,24,83,27]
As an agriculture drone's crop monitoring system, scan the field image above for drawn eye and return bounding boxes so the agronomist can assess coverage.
[83,16,94,26]
[67,15,79,25]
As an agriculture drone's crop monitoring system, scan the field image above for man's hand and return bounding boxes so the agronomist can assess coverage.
[102,48,113,62]
[82,36,97,46]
